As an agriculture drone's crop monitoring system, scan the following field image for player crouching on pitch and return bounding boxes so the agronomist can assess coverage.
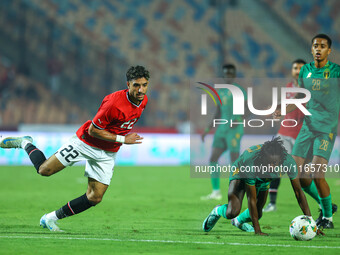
[202,137,324,236]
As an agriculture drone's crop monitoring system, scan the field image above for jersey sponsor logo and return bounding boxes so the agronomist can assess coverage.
[306,72,312,78]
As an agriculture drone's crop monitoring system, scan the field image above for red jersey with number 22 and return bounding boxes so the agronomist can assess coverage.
[76,89,148,152]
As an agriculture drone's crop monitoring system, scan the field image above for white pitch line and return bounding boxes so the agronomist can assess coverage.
[0,235,339,249]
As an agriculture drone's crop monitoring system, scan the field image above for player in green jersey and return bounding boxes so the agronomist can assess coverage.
[202,137,320,235]
[274,34,339,229]
[201,64,247,200]
[263,59,306,213]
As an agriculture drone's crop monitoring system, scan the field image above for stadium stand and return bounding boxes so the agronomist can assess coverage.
[263,0,340,63]
[0,56,88,128]
[0,0,338,132]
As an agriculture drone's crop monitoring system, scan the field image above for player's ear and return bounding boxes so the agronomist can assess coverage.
[127,81,130,89]
[328,47,331,55]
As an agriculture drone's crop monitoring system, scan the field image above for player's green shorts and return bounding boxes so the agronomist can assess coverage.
[212,127,243,153]
[228,177,270,193]
[292,124,336,161]
[256,182,270,192]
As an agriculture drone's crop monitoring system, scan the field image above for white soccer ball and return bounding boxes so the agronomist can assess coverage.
[289,215,317,241]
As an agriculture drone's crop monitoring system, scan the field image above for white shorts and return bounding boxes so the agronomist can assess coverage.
[55,136,117,185]
[278,134,295,154]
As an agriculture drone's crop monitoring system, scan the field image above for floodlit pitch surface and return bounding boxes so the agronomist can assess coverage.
[0,166,339,254]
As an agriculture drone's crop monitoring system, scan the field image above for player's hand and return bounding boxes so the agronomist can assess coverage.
[317,228,325,236]
[272,109,282,119]
[255,231,268,236]
[124,133,143,144]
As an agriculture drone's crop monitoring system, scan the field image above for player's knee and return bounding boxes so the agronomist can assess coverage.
[314,179,328,191]
[300,177,312,188]
[226,211,237,219]
[87,194,103,205]
[226,208,239,219]
[38,165,53,176]
[313,178,324,187]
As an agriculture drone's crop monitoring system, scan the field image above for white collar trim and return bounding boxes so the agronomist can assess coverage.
[126,91,141,107]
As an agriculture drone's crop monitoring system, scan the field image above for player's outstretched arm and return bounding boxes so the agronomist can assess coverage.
[88,124,143,144]
[290,178,312,216]
[290,178,325,236]
[273,104,297,119]
[246,184,267,236]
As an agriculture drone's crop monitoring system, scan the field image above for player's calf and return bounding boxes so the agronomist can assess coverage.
[41,194,94,232]
[56,193,94,219]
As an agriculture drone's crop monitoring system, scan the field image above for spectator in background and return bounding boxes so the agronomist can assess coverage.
[47,56,63,93]
[201,64,247,200]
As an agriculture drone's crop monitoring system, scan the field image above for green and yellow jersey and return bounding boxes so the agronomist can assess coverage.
[298,61,340,134]
[229,144,298,191]
[215,83,247,134]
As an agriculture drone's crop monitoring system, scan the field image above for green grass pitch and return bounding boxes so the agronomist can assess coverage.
[0,165,339,254]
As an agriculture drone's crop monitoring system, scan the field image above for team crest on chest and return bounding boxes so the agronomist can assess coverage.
[323,69,330,79]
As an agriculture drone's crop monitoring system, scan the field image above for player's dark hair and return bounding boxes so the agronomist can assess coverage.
[292,59,306,65]
[254,137,287,166]
[126,65,150,81]
[222,64,236,71]
[311,34,332,48]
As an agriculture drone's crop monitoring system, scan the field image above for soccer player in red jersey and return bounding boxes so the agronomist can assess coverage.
[0,65,149,231]
[263,59,306,212]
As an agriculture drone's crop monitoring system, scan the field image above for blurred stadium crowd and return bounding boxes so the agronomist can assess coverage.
[0,0,339,132]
